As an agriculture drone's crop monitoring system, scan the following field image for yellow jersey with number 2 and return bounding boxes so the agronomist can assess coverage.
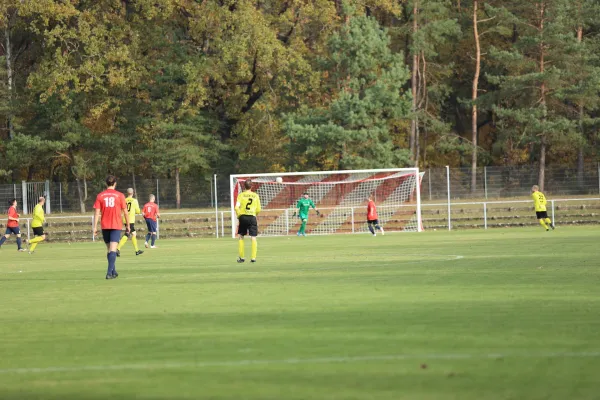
[235,190,261,217]
[532,191,547,212]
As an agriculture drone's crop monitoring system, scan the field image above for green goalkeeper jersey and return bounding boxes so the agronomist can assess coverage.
[297,198,316,217]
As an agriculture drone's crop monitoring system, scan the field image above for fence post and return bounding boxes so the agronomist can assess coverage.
[483,203,487,230]
[484,166,488,199]
[22,181,28,214]
[45,180,51,214]
[91,215,95,242]
[214,174,218,239]
[351,207,355,233]
[221,211,225,237]
[446,166,451,231]
[285,209,289,235]
[428,169,432,201]
[157,218,160,240]
[59,182,63,213]
[230,175,236,239]
[13,183,16,199]
[597,162,600,194]
[27,218,31,243]
[156,179,160,207]
[551,200,555,225]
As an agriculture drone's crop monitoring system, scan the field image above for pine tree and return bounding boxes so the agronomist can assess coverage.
[487,0,578,190]
[285,14,412,170]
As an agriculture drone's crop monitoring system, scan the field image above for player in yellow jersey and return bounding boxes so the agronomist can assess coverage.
[117,188,144,256]
[531,185,555,231]
[235,180,261,263]
[28,197,46,254]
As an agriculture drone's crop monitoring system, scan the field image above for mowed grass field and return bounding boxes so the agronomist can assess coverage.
[1,227,600,400]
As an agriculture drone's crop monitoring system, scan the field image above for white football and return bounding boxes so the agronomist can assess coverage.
[276,177,283,183]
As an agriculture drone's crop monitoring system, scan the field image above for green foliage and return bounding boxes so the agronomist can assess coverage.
[285,15,412,170]
[0,0,599,183]
[146,116,224,178]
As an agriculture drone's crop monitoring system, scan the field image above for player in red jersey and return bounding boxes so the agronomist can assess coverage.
[93,176,130,279]
[142,194,160,249]
[0,199,26,251]
[367,195,384,236]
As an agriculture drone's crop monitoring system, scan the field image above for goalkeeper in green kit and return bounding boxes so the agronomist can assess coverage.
[293,192,320,236]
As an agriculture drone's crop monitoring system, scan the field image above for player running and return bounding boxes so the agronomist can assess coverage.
[93,175,130,279]
[293,192,319,237]
[235,180,261,263]
[367,195,384,236]
[117,188,144,257]
[531,185,555,231]
[28,197,47,253]
[143,194,160,249]
[0,199,25,251]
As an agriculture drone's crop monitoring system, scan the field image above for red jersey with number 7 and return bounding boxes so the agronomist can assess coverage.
[367,200,378,221]
[93,189,127,230]
[143,202,159,221]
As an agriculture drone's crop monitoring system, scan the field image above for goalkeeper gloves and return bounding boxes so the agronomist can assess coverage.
[316,210,320,216]
[292,212,296,217]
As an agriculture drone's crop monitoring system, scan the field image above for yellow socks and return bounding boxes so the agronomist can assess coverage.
[29,236,44,252]
[545,218,552,226]
[117,235,128,251]
[539,219,548,230]
[251,239,257,260]
[238,239,245,259]
[131,235,139,252]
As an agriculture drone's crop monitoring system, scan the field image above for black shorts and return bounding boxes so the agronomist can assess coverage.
[367,219,379,225]
[238,215,258,237]
[33,227,44,236]
[125,223,135,233]
[102,229,121,244]
[536,211,548,219]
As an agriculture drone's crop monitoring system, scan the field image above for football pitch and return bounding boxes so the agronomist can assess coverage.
[1,227,600,399]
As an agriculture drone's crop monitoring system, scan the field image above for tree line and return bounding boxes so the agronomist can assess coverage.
[0,0,599,197]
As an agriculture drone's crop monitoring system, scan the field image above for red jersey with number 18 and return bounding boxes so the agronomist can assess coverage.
[143,202,159,221]
[93,189,127,230]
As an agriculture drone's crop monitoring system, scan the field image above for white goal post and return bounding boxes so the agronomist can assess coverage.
[230,168,424,238]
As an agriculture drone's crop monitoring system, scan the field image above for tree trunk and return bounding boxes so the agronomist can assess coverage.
[537,1,547,192]
[415,116,420,167]
[576,23,584,189]
[577,144,584,189]
[75,178,86,213]
[132,171,137,197]
[538,136,546,192]
[5,23,13,141]
[471,0,481,193]
[175,167,181,209]
[410,0,418,163]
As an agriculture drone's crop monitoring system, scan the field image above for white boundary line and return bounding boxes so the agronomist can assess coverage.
[1,351,599,374]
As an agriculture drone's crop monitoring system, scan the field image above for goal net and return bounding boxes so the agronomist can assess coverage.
[230,169,424,237]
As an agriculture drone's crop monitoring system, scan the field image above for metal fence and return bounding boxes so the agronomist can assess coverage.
[424,164,600,200]
[0,176,232,214]
[7,196,600,243]
[1,164,600,214]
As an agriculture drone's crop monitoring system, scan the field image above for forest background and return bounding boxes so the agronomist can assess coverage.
[1,0,599,205]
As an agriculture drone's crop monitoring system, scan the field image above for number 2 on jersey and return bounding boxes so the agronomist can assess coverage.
[246,198,253,211]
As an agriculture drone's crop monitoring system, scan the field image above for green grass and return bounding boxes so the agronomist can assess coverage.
[1,227,600,399]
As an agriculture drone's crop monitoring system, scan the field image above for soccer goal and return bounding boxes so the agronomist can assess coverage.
[230,168,424,238]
